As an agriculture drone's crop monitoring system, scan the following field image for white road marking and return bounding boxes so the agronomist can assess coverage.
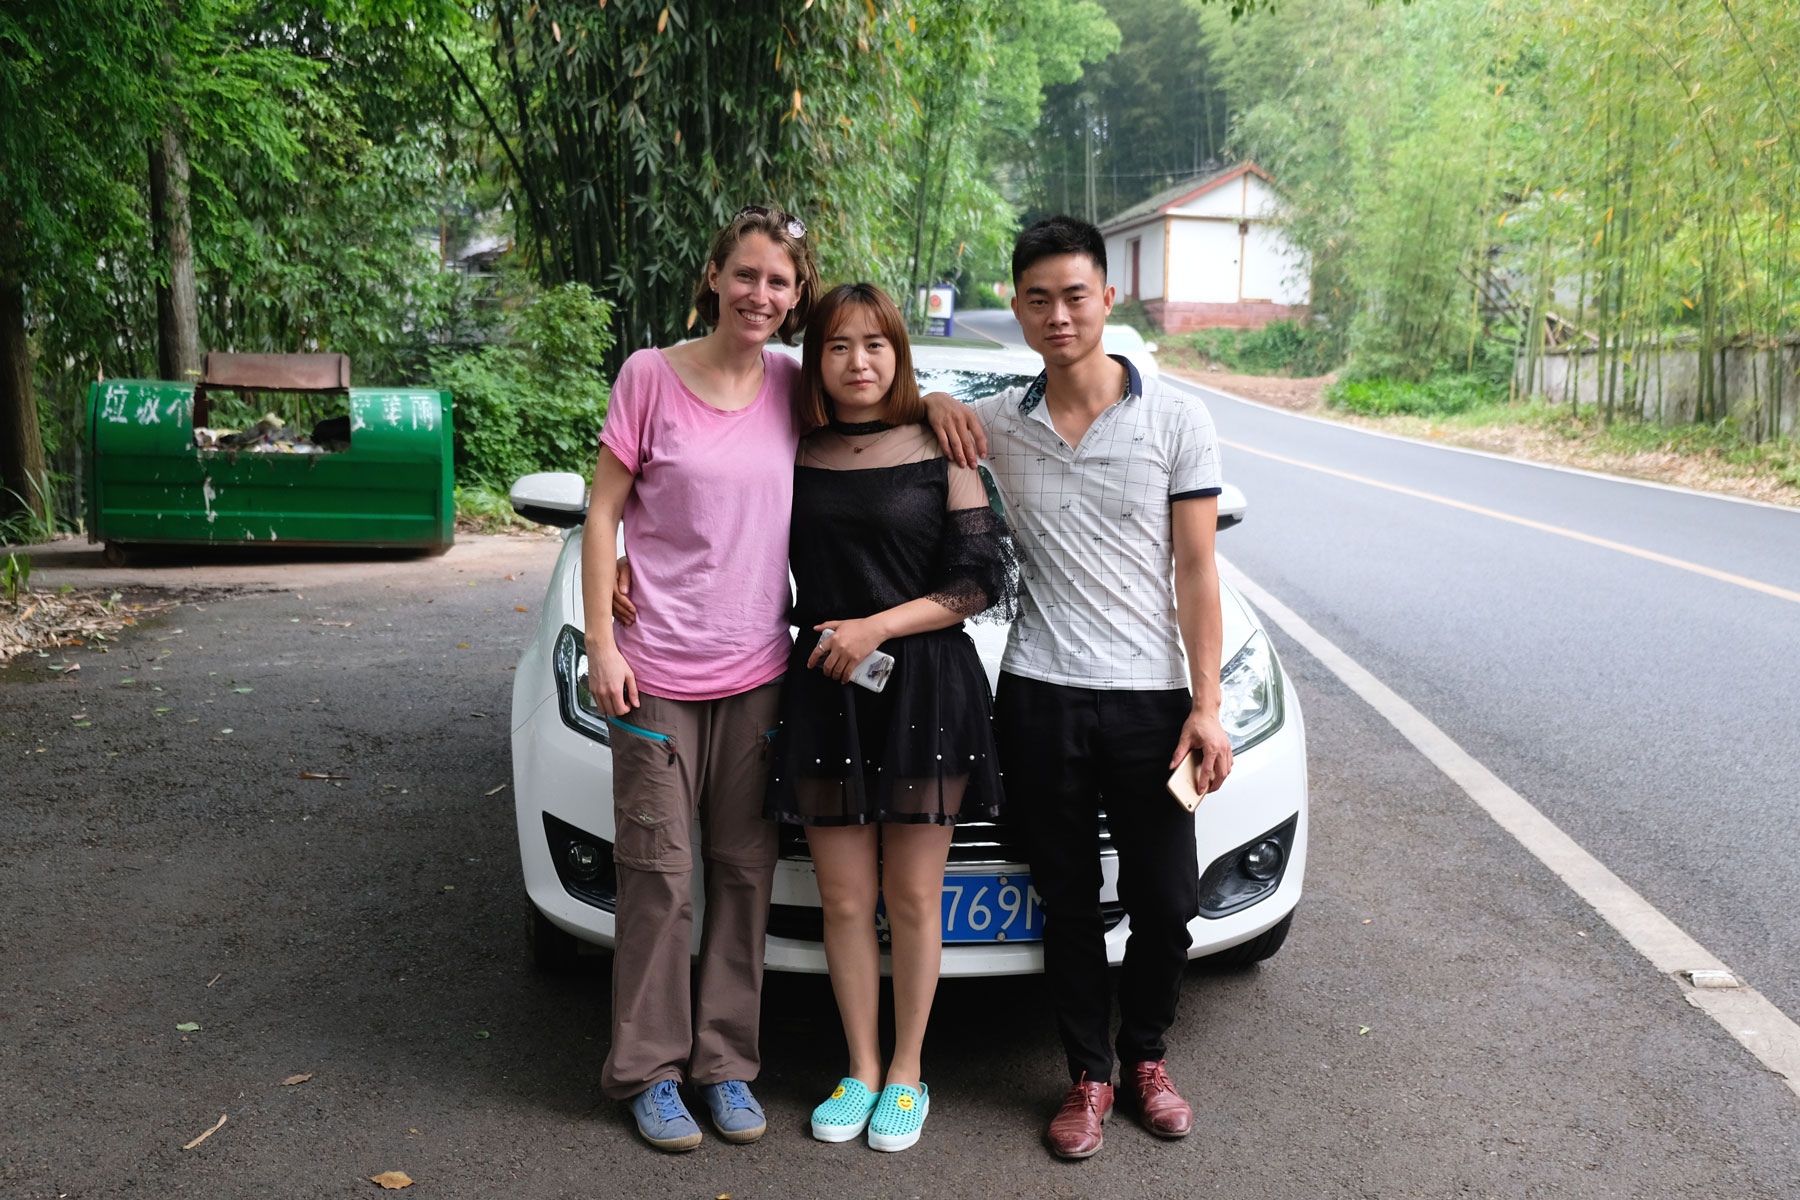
[1165,373,1800,515]
[1219,553,1800,1102]
[1220,439,1800,606]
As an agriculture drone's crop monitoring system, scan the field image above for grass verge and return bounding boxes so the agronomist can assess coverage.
[454,483,552,535]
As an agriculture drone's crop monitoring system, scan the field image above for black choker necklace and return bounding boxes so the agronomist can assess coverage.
[826,417,895,436]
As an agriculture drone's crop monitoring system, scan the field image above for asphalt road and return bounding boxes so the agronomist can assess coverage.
[4,515,1799,1197]
[965,306,1800,1020]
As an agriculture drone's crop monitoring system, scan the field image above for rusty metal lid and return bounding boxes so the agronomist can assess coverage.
[200,352,351,391]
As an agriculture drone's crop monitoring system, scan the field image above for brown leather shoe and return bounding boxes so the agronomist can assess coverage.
[1121,1060,1192,1137]
[1046,1077,1114,1159]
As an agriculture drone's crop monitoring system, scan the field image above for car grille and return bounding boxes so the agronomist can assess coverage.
[777,813,1116,867]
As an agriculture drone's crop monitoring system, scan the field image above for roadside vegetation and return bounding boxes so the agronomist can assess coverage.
[1072,0,1799,504]
[2,0,1120,542]
[6,0,1797,540]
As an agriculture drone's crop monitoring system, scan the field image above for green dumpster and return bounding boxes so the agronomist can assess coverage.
[85,353,453,561]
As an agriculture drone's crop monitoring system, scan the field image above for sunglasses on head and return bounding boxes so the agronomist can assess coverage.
[736,205,807,240]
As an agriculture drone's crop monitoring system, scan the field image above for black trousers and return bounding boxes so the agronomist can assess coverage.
[995,672,1201,1084]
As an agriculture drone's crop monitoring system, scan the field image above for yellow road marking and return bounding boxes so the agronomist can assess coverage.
[1222,439,1800,606]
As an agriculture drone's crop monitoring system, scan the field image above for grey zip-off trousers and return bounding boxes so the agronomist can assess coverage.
[599,682,781,1100]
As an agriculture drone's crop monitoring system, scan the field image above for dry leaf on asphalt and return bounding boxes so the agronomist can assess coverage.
[301,772,348,780]
[282,1073,313,1086]
[484,784,507,796]
[371,1170,414,1189]
[182,1114,227,1150]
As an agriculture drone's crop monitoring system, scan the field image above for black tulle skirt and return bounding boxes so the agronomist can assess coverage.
[764,625,1004,826]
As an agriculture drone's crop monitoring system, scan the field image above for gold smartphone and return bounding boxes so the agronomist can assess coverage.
[1167,751,1207,813]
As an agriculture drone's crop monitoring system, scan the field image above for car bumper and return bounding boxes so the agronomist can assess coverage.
[513,667,1307,977]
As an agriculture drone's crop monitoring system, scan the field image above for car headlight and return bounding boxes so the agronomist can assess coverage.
[1219,629,1284,753]
[552,624,610,745]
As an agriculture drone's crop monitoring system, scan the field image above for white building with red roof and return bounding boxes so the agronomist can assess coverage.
[1099,162,1312,333]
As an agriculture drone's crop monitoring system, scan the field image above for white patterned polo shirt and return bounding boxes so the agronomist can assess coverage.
[970,354,1222,691]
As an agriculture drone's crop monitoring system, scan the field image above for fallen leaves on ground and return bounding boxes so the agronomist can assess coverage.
[182,1114,227,1150]
[2,583,238,663]
[301,771,348,780]
[484,784,507,797]
[370,1170,414,1189]
[282,1073,314,1086]
[175,1021,200,1032]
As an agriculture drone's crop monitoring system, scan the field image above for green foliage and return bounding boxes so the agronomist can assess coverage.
[453,482,537,532]
[433,284,616,487]
[1189,319,1338,376]
[1326,374,1499,417]
[452,0,1117,356]
[2,553,30,604]
[0,480,63,546]
[1017,0,1218,224]
[1191,0,1800,439]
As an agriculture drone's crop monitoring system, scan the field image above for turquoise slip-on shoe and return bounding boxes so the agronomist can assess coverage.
[810,1077,880,1143]
[867,1082,930,1152]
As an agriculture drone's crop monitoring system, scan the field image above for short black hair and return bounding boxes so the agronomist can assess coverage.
[1012,215,1107,285]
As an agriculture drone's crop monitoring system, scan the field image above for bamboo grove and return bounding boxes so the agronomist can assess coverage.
[442,0,1110,360]
[1213,0,1800,439]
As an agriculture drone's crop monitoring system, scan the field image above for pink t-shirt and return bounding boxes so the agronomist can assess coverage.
[599,347,802,701]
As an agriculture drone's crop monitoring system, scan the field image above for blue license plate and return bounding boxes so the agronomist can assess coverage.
[938,872,1044,943]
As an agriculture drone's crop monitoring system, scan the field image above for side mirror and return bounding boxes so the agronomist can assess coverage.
[1144,341,1159,354]
[1217,482,1248,532]
[510,471,588,528]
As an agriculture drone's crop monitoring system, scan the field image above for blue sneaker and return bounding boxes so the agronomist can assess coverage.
[629,1080,702,1152]
[810,1077,880,1143]
[697,1079,767,1144]
[867,1082,929,1152]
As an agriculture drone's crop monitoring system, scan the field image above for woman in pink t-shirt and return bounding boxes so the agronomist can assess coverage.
[580,207,818,1152]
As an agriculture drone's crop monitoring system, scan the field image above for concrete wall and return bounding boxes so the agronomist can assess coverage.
[1168,219,1240,303]
[1104,220,1165,300]
[1242,220,1310,306]
[1519,339,1800,437]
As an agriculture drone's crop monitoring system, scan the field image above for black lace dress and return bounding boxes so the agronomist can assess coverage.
[765,422,1020,827]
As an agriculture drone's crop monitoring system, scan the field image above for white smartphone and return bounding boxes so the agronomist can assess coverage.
[817,629,896,693]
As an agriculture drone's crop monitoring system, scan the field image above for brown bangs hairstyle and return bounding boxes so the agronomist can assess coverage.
[691,205,820,345]
[799,283,922,430]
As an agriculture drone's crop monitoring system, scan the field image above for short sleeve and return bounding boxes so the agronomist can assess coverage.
[765,351,808,437]
[928,463,1023,623]
[598,350,657,477]
[1168,393,1223,501]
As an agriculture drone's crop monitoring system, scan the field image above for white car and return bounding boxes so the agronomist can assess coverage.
[507,347,1306,976]
[1102,324,1161,382]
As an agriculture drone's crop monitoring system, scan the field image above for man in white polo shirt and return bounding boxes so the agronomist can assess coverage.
[931,216,1234,1160]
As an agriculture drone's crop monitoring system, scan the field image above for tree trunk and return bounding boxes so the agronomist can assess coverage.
[149,124,202,383]
[0,250,49,529]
